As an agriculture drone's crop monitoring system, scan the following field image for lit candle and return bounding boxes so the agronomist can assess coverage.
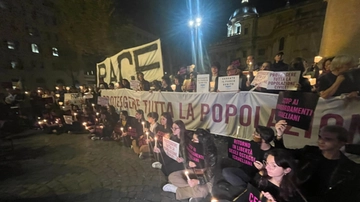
[146,132,149,140]
[55,86,59,90]
[209,82,215,89]
[37,90,41,93]
[128,126,132,130]
[85,126,88,130]
[55,94,60,98]
[73,113,77,116]
[91,103,95,107]
[25,91,29,95]
[100,125,104,129]
[95,118,98,122]
[43,119,47,123]
[38,117,41,120]
[184,170,190,181]
[154,137,158,148]
[141,121,145,129]
[82,122,87,126]
[247,74,250,81]
[38,121,42,125]
[319,70,323,75]
[120,127,124,133]
[58,102,63,106]
[171,84,176,92]
[96,112,99,116]
[66,86,70,91]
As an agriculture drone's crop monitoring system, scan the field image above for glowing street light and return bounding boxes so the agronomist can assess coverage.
[188,20,194,27]
[195,17,201,26]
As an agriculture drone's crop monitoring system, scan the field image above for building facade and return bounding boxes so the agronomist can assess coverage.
[0,0,158,90]
[208,0,327,70]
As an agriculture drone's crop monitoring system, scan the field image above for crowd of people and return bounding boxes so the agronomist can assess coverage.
[0,53,359,202]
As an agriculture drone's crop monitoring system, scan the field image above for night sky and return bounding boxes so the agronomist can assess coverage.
[115,0,307,69]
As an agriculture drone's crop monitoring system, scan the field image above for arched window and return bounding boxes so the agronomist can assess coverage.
[227,25,232,37]
[279,37,285,51]
[235,22,241,35]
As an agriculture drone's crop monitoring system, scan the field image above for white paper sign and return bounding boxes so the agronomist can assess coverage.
[163,138,180,161]
[218,76,239,91]
[64,93,84,106]
[267,71,300,90]
[97,96,109,106]
[63,115,73,125]
[251,71,300,91]
[196,74,209,93]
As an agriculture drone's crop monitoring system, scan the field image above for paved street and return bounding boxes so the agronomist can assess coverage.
[0,132,231,202]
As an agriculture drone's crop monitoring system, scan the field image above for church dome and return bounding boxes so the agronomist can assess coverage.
[228,0,258,24]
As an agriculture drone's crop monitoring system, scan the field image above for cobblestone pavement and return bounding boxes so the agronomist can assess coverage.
[0,132,232,202]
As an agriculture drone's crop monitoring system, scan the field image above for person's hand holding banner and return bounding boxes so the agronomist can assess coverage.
[275,120,287,138]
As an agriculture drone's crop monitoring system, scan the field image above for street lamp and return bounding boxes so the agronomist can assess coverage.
[188,16,203,73]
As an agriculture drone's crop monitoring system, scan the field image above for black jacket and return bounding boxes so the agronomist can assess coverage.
[274,138,360,202]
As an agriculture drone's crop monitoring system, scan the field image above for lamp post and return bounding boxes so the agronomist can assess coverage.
[189,17,202,73]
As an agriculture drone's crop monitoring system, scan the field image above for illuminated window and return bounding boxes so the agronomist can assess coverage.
[31,43,39,53]
[7,41,15,49]
[235,22,241,35]
[52,47,59,56]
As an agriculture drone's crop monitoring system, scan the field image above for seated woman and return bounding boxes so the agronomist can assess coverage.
[113,110,135,146]
[162,128,217,202]
[318,55,359,99]
[153,120,186,176]
[219,126,275,194]
[137,112,159,158]
[240,149,306,202]
[151,112,173,168]
[131,109,147,154]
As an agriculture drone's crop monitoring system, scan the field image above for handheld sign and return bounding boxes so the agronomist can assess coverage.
[228,138,261,169]
[186,140,205,168]
[196,74,210,93]
[64,93,84,106]
[218,76,240,91]
[251,71,301,90]
[234,183,267,202]
[276,91,319,130]
[163,138,180,161]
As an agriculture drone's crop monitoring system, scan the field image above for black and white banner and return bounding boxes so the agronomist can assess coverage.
[97,39,164,84]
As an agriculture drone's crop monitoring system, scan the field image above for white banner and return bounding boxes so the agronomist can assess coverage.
[163,138,180,161]
[196,74,209,93]
[218,76,239,91]
[101,89,360,148]
[97,39,164,84]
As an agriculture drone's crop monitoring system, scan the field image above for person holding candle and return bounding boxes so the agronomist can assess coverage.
[288,57,312,92]
[151,112,173,168]
[225,65,252,91]
[137,112,160,159]
[152,120,187,176]
[162,128,217,202]
[131,109,148,154]
[112,110,136,145]
[173,75,184,92]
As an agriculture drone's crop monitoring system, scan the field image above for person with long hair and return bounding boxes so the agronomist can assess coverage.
[288,57,312,92]
[138,112,159,159]
[151,112,173,169]
[131,109,148,155]
[153,120,187,176]
[162,128,217,201]
[254,149,305,202]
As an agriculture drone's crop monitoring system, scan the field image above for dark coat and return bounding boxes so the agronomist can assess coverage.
[274,138,360,202]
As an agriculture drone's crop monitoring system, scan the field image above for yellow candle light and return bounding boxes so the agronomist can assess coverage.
[184,170,190,181]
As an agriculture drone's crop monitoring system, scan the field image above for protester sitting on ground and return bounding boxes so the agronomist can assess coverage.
[209,62,221,92]
[163,128,217,202]
[218,126,275,197]
[152,112,173,169]
[112,110,136,146]
[153,120,186,176]
[234,149,306,202]
[138,112,160,159]
[131,109,147,155]
[90,106,113,140]
[137,72,150,91]
[318,54,359,99]
[288,57,312,92]
[274,120,360,201]
[271,52,289,71]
